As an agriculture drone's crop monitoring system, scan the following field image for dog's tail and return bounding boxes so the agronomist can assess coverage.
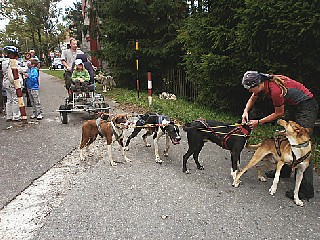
[245,143,262,150]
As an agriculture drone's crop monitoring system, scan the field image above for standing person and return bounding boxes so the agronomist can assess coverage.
[61,38,84,95]
[22,52,32,107]
[0,59,5,113]
[71,59,90,97]
[241,70,319,200]
[29,49,39,62]
[23,58,43,120]
[2,46,23,122]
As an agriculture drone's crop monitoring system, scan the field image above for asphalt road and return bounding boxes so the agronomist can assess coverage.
[0,72,319,239]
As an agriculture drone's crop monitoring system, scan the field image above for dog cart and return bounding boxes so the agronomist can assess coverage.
[57,54,110,124]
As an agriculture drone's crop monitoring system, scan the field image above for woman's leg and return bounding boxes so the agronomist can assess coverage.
[286,98,319,199]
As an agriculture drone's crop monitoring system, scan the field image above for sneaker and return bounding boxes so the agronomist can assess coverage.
[30,114,36,119]
[6,119,13,122]
[37,114,43,120]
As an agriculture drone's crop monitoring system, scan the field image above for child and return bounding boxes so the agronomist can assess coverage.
[24,58,43,120]
[71,59,90,96]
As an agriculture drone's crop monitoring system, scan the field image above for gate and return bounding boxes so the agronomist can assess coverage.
[162,69,198,102]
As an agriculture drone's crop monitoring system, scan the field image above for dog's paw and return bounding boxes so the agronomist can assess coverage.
[146,144,151,147]
[155,157,163,164]
[258,176,267,182]
[124,147,129,151]
[184,169,191,174]
[163,152,169,157]
[269,186,277,195]
[232,179,241,188]
[294,199,304,207]
[110,161,118,166]
[198,165,204,170]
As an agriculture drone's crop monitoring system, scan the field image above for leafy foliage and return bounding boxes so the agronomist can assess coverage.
[1,0,68,64]
[91,0,188,89]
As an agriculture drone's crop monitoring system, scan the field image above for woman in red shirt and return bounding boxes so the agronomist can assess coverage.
[241,71,318,200]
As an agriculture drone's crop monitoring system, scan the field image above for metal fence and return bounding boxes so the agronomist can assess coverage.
[162,69,198,102]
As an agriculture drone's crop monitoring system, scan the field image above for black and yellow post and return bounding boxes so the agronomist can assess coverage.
[135,39,140,98]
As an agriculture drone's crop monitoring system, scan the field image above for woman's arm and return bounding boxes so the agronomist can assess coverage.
[249,105,284,128]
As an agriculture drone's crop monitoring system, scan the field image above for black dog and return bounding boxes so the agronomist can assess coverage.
[125,113,181,163]
[183,119,251,181]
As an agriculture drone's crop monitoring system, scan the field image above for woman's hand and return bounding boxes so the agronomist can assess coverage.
[248,120,259,129]
[242,111,249,123]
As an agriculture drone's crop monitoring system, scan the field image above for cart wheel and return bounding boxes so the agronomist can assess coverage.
[100,103,110,113]
[59,105,68,124]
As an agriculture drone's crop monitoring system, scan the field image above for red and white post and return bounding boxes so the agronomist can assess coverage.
[147,71,152,106]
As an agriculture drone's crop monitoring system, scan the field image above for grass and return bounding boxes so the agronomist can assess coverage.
[41,69,64,80]
[41,69,320,171]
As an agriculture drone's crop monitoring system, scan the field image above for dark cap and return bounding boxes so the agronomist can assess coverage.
[242,71,271,89]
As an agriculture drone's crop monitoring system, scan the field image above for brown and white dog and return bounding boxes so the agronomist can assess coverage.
[233,119,312,206]
[79,114,131,166]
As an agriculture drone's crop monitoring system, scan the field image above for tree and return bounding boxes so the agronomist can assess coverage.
[178,0,247,113]
[64,2,83,44]
[91,0,188,88]
[1,0,67,64]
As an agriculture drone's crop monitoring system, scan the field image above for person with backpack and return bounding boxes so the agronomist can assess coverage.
[241,71,319,200]
[2,46,23,122]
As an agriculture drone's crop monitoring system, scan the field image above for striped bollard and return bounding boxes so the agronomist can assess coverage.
[147,72,152,106]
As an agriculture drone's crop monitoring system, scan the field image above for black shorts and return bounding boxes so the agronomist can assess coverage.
[285,98,319,133]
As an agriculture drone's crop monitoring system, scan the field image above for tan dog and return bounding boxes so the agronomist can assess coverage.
[79,114,131,166]
[96,74,116,92]
[233,119,312,206]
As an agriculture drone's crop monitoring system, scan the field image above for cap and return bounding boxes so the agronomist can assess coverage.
[75,59,83,65]
[4,46,19,54]
[242,71,272,89]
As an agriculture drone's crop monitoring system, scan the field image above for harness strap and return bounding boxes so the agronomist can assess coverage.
[274,136,286,157]
[110,121,122,141]
[96,118,103,137]
[291,151,312,170]
[196,119,249,150]
[222,126,248,149]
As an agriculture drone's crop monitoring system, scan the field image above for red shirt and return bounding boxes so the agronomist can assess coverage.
[262,75,313,107]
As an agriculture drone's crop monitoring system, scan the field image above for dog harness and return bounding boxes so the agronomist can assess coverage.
[291,140,311,170]
[274,136,287,157]
[274,137,311,170]
[110,120,123,141]
[196,119,250,150]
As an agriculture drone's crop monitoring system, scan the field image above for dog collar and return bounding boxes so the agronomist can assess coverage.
[291,140,310,148]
